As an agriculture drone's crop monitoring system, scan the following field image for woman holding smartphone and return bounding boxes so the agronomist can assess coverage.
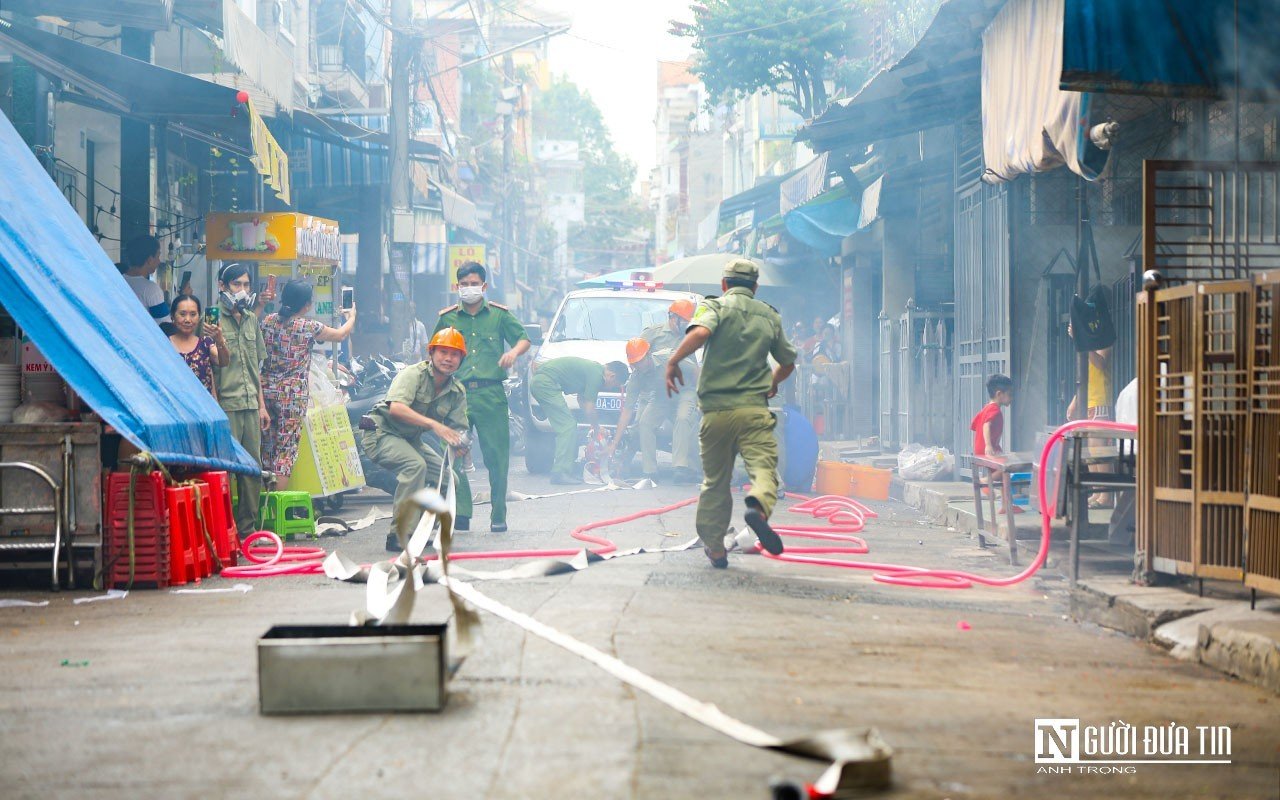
[260,280,356,488]
[168,294,228,399]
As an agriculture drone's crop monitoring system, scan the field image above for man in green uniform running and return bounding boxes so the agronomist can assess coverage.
[361,327,472,552]
[434,261,530,532]
[664,259,798,567]
[529,356,629,484]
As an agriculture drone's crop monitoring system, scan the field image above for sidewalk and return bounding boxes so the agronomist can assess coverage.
[887,471,1280,695]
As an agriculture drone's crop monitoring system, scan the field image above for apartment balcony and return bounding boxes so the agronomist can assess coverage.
[315,44,369,107]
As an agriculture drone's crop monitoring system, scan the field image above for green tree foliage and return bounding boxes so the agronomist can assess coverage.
[672,0,944,118]
[671,0,861,120]
[533,77,649,269]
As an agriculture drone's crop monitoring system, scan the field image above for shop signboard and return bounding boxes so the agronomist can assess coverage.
[447,244,485,291]
[206,213,341,264]
[292,403,365,498]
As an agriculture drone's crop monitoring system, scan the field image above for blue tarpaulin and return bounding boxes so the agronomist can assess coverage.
[1062,0,1280,98]
[784,185,860,257]
[0,111,259,475]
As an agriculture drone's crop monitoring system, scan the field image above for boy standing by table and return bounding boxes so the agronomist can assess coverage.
[970,373,1019,513]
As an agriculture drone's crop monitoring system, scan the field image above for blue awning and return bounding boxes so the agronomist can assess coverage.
[783,185,860,257]
[1062,0,1280,98]
[0,111,259,475]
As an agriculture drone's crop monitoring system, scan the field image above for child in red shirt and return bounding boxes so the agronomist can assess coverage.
[970,374,1018,512]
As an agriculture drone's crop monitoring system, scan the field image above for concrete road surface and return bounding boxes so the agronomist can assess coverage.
[1,462,1276,799]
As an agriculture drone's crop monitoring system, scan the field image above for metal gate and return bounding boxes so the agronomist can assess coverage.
[898,308,953,447]
[954,181,1010,471]
[1194,281,1250,581]
[1248,272,1280,595]
[1138,285,1196,575]
[879,313,898,449]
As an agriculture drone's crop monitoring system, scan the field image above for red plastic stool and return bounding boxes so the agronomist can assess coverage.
[104,470,171,589]
[165,486,200,585]
[190,481,218,577]
[195,471,237,568]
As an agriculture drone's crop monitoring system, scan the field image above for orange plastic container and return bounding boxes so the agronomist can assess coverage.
[813,461,892,501]
[815,460,856,495]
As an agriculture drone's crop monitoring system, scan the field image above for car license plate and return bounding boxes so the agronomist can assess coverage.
[595,396,622,411]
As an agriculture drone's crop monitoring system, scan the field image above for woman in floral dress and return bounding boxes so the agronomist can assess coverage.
[168,294,228,398]
[260,280,356,487]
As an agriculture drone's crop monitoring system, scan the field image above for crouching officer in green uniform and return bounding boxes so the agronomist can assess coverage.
[361,327,473,552]
[664,259,798,567]
[529,356,629,484]
[434,261,530,533]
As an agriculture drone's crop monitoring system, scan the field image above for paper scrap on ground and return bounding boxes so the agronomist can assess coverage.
[171,583,253,595]
[345,507,391,531]
[73,589,127,604]
[0,599,50,608]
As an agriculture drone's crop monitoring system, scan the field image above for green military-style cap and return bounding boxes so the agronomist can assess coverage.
[723,258,760,281]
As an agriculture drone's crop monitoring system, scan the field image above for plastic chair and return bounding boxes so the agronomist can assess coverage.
[195,471,238,567]
[164,486,200,585]
[258,491,317,540]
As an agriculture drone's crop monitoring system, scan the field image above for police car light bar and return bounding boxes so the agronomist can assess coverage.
[605,279,664,292]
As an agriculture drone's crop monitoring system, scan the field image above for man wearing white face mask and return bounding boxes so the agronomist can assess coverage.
[435,261,531,532]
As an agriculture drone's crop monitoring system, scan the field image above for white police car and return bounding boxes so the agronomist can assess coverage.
[523,276,701,474]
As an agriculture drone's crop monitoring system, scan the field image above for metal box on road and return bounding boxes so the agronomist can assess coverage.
[258,624,447,714]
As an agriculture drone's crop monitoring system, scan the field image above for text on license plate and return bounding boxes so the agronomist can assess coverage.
[595,396,622,411]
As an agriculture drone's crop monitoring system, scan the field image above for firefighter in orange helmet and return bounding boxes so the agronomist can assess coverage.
[635,299,701,483]
[361,327,474,551]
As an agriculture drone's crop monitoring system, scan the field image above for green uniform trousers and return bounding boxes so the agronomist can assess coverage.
[361,429,472,538]
[529,373,580,476]
[226,409,263,537]
[466,384,511,524]
[696,406,779,550]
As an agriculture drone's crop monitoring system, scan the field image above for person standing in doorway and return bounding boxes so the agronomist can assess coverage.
[401,301,430,362]
[665,259,797,568]
[434,261,531,532]
[121,235,171,325]
[213,263,268,538]
[1067,322,1114,507]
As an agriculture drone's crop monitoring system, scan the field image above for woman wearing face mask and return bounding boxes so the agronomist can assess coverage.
[260,279,357,488]
[168,295,229,399]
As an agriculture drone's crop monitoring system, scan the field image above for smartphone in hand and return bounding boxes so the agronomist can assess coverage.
[341,286,354,310]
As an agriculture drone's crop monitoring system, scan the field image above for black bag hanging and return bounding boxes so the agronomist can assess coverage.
[1069,217,1116,352]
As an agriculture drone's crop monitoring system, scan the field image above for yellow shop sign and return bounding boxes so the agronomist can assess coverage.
[206,213,341,264]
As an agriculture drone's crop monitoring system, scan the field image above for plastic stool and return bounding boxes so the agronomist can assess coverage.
[190,481,219,576]
[195,471,238,567]
[258,491,317,540]
[165,486,200,585]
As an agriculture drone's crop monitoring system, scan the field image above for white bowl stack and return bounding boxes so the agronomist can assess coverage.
[0,364,18,423]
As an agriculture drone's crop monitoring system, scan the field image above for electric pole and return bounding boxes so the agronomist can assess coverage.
[501,53,515,290]
[388,0,414,353]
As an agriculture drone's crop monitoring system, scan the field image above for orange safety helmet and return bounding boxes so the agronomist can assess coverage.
[668,299,696,321]
[625,337,651,365]
[428,327,467,356]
